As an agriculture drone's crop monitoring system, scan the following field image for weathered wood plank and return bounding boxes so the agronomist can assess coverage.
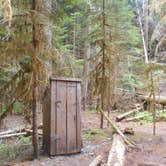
[56,81,67,154]
[67,82,77,153]
[47,89,51,153]
[76,82,82,152]
[50,81,56,155]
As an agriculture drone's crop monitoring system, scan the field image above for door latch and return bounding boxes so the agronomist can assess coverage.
[51,136,61,141]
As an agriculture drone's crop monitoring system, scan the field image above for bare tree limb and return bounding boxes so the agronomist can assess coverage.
[99,109,136,147]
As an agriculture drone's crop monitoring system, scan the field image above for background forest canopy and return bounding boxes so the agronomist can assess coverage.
[0,0,166,121]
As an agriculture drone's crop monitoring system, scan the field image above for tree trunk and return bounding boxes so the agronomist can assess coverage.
[31,0,52,158]
[136,0,149,64]
[150,72,156,135]
[144,0,149,52]
[73,14,76,56]
[100,0,106,129]
[82,3,91,111]
[32,0,39,159]
[32,75,39,158]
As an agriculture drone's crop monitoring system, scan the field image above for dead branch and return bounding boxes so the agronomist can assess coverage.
[99,109,136,147]
[0,129,17,136]
[0,124,43,136]
[0,128,27,136]
[0,126,43,139]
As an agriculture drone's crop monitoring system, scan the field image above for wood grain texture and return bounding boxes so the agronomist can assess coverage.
[56,81,67,154]
[50,81,56,155]
[76,82,82,152]
[67,82,77,153]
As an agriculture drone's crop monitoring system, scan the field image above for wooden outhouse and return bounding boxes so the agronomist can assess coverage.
[43,77,82,156]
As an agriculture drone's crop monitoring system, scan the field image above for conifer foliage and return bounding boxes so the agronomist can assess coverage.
[1,0,165,159]
[0,0,53,158]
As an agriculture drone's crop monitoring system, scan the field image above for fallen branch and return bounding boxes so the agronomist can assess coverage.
[99,109,136,147]
[89,155,103,166]
[116,106,142,122]
[0,130,42,139]
[0,124,43,136]
[0,128,42,139]
[107,134,126,166]
[0,127,28,136]
[0,129,17,136]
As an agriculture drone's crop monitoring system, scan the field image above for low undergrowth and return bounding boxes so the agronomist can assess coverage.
[130,110,166,124]
[82,128,112,140]
[0,136,33,165]
[0,144,20,162]
[0,102,24,114]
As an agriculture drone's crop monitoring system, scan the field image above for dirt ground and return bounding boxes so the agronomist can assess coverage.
[1,110,166,166]
[125,122,166,166]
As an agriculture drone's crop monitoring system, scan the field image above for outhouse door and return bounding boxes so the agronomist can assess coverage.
[50,78,82,155]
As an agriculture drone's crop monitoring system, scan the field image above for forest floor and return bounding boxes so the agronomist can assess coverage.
[0,110,166,166]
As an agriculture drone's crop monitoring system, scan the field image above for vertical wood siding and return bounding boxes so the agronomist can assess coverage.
[43,78,82,156]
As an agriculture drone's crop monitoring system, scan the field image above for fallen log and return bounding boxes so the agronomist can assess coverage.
[116,107,142,122]
[99,109,136,147]
[89,155,103,166]
[0,132,27,139]
[126,115,145,122]
[107,134,126,166]
[142,95,166,105]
